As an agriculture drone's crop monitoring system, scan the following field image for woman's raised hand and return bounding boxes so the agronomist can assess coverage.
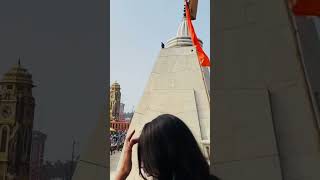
[115,130,139,180]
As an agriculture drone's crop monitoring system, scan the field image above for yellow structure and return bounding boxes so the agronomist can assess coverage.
[109,82,121,121]
[0,61,35,180]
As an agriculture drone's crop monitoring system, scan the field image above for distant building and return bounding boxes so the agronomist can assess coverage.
[110,120,130,131]
[119,103,125,120]
[0,61,36,180]
[30,130,47,180]
[40,160,77,180]
[109,82,121,121]
[109,82,131,131]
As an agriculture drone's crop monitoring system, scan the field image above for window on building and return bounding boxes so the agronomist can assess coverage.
[0,127,8,152]
[24,129,29,153]
[7,85,13,90]
[17,86,23,91]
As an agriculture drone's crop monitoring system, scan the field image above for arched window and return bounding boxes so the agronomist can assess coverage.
[24,129,29,153]
[0,127,8,152]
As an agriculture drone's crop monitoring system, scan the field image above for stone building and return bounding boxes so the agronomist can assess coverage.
[109,82,121,121]
[0,61,35,180]
[29,130,47,180]
[110,120,130,132]
[118,5,211,179]
[119,103,125,120]
[109,83,130,131]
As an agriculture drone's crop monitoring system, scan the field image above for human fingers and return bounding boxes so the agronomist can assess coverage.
[126,129,135,142]
[128,138,139,149]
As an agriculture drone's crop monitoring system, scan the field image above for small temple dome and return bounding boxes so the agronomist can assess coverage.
[0,61,34,86]
[176,17,189,37]
[166,17,203,48]
[111,81,121,89]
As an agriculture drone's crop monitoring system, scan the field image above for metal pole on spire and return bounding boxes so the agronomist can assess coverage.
[18,56,21,66]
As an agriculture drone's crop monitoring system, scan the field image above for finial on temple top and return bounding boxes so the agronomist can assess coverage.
[18,56,21,66]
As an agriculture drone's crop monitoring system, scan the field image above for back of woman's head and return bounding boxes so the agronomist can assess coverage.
[137,114,218,180]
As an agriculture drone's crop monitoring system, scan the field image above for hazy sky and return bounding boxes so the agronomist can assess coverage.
[110,0,210,112]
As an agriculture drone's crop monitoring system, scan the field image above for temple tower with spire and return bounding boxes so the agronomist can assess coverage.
[0,60,35,180]
[117,1,210,179]
[109,81,121,121]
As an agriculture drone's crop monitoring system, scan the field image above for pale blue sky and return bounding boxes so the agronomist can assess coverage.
[110,0,210,112]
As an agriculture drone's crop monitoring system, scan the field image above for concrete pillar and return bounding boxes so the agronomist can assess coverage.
[211,0,320,179]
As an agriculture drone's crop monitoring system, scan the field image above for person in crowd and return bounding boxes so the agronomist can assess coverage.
[115,114,219,180]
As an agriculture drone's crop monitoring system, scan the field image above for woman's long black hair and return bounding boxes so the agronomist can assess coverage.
[137,114,219,180]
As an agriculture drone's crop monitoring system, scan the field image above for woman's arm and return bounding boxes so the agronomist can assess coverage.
[114,130,139,180]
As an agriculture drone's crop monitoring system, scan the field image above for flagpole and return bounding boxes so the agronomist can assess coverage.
[185,0,210,103]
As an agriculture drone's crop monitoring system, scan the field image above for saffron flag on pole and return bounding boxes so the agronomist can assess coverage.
[185,0,211,67]
[290,0,320,16]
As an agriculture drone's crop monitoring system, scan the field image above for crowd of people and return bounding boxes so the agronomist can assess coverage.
[110,130,127,155]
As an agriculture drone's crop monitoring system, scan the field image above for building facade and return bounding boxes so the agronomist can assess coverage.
[110,120,130,132]
[109,82,121,121]
[0,62,35,180]
[109,82,130,131]
[29,130,47,180]
[119,103,125,120]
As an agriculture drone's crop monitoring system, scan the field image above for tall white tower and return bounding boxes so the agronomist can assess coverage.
[118,6,211,180]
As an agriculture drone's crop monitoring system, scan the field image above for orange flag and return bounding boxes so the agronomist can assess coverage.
[185,0,210,67]
[290,0,320,16]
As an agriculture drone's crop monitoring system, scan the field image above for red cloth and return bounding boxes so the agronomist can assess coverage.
[185,0,210,67]
[292,0,320,16]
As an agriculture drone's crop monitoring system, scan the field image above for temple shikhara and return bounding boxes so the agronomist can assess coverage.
[117,1,211,179]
